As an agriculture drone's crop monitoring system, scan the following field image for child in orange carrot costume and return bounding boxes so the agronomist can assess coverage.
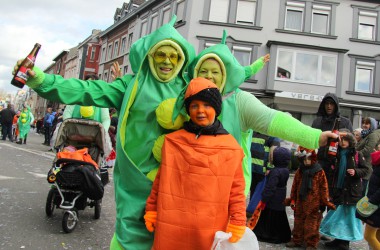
[285,147,335,250]
[144,78,246,250]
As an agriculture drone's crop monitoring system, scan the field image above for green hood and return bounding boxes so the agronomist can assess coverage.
[129,16,195,82]
[188,30,247,95]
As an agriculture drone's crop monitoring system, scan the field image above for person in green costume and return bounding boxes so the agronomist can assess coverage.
[16,104,34,145]
[174,30,337,195]
[12,16,195,250]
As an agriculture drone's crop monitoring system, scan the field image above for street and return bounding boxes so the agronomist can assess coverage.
[0,131,370,250]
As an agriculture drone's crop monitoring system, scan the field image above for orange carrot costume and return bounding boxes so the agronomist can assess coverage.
[145,78,246,250]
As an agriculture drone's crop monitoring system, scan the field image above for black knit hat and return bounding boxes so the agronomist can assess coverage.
[185,87,222,117]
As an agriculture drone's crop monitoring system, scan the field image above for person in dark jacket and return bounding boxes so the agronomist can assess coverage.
[312,93,353,197]
[42,107,53,146]
[320,130,371,250]
[357,150,380,249]
[0,103,16,142]
[253,147,291,244]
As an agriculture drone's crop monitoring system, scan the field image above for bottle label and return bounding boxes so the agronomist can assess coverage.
[15,66,29,83]
[328,142,338,155]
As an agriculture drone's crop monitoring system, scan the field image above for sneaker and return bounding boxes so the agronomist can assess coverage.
[286,241,302,248]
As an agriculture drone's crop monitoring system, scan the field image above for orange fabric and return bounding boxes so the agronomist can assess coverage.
[184,77,218,99]
[145,129,245,250]
[226,223,246,243]
[56,147,98,168]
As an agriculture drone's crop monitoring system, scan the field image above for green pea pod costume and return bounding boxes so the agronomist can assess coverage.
[18,106,34,139]
[27,16,195,250]
[174,30,322,195]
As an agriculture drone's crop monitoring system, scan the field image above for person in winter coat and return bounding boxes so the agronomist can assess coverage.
[320,130,371,250]
[0,103,16,142]
[312,93,353,197]
[144,78,246,250]
[16,105,34,144]
[12,16,196,250]
[253,147,291,244]
[356,117,380,194]
[173,31,339,195]
[356,150,380,249]
[285,147,335,250]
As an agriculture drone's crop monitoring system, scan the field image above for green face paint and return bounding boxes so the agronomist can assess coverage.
[153,45,179,81]
[197,58,223,89]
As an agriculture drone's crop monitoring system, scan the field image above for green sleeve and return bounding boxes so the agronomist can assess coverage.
[237,91,321,149]
[243,57,265,80]
[268,112,321,149]
[28,67,132,111]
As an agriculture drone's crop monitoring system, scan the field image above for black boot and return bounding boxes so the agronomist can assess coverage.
[23,138,26,144]
[325,239,340,247]
[16,139,22,144]
[337,240,349,250]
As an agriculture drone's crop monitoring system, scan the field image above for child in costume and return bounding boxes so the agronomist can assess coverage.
[16,105,34,144]
[285,147,335,250]
[12,111,20,141]
[253,147,291,244]
[356,150,380,249]
[144,78,246,250]
[320,131,370,250]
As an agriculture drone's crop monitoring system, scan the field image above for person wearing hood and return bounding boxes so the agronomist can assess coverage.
[16,104,34,144]
[311,93,353,197]
[144,78,246,249]
[252,147,292,244]
[173,31,339,196]
[12,16,195,250]
[356,116,380,194]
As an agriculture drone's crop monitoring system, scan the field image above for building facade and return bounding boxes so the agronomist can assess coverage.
[97,0,380,128]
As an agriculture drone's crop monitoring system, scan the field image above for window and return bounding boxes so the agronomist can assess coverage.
[104,72,108,82]
[358,11,377,41]
[113,41,119,58]
[121,37,126,54]
[285,2,305,31]
[311,5,330,35]
[276,48,337,86]
[124,65,129,75]
[141,19,148,37]
[175,0,186,22]
[209,0,229,23]
[162,5,171,24]
[128,33,133,51]
[101,47,106,62]
[90,47,96,60]
[151,12,158,32]
[107,44,112,61]
[355,61,375,93]
[232,46,251,66]
[236,0,256,25]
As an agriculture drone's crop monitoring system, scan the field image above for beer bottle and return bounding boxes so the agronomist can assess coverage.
[327,117,341,157]
[11,43,41,88]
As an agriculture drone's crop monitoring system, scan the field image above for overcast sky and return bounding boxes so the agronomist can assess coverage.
[0,0,123,95]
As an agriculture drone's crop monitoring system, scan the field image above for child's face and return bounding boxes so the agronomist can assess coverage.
[303,157,312,166]
[339,138,349,149]
[189,99,216,127]
[362,122,371,130]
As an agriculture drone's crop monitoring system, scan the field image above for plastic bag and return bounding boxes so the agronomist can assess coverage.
[211,227,259,250]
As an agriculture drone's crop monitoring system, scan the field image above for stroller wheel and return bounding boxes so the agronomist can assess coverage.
[94,199,102,219]
[45,189,56,217]
[62,210,78,233]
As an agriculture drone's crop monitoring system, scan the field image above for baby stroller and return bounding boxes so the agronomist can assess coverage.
[45,118,110,233]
